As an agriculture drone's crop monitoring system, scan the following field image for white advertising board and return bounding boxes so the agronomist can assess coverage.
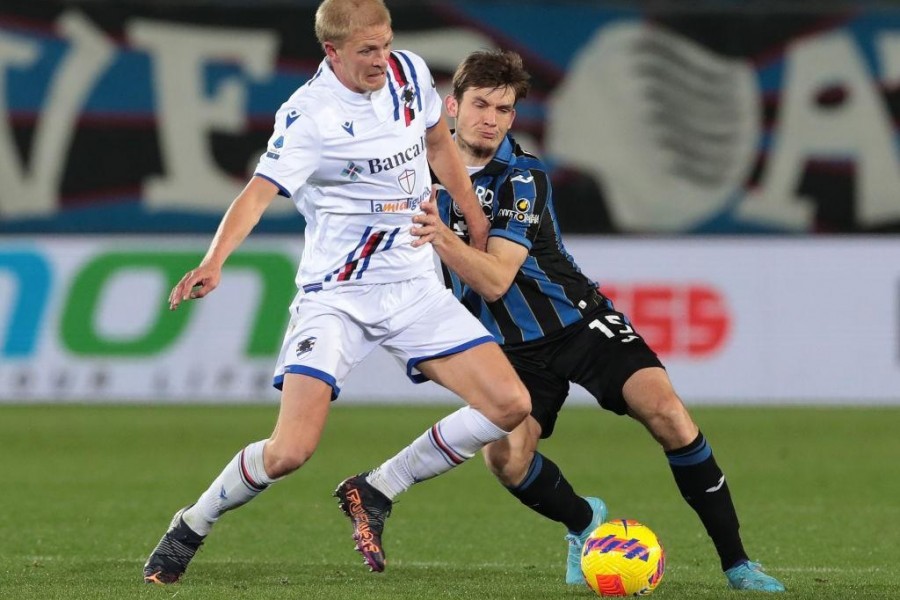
[563,236,900,404]
[0,237,299,403]
[1,236,898,404]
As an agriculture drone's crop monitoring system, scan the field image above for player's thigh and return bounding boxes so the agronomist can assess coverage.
[417,341,529,427]
[384,277,495,381]
[556,309,663,416]
[505,348,570,439]
[267,373,334,471]
[383,278,527,423]
[272,292,376,399]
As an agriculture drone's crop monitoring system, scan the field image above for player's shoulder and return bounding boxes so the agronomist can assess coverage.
[507,142,550,180]
[284,82,335,119]
[390,49,434,79]
[391,49,429,69]
[269,84,339,139]
[268,103,320,146]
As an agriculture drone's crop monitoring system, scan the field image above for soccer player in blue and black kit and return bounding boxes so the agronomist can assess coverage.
[407,49,785,592]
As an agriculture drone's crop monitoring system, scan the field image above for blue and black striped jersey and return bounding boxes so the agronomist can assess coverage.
[437,134,609,345]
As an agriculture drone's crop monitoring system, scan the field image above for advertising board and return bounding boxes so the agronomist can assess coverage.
[3,237,897,404]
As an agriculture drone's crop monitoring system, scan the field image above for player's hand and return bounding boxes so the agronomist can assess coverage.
[411,199,450,248]
[168,263,222,310]
[466,210,489,251]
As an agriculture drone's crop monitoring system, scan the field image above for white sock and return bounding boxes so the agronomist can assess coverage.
[182,440,276,536]
[366,406,509,500]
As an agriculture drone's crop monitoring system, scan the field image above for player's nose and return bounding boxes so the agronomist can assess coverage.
[374,48,390,66]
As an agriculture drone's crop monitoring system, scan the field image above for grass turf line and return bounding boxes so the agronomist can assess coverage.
[0,404,897,599]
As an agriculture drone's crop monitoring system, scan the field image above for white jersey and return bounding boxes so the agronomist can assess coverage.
[254,51,442,292]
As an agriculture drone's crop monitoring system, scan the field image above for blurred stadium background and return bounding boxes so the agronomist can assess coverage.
[3,0,899,405]
[1,1,899,598]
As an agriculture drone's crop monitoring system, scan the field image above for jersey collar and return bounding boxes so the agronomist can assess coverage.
[320,57,391,119]
[477,133,516,177]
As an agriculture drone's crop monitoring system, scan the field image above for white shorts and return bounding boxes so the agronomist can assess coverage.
[272,274,494,399]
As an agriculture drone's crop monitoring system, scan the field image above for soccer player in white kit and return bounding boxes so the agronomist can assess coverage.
[142,0,530,584]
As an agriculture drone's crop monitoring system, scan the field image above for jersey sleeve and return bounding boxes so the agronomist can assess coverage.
[490,169,549,250]
[253,105,322,198]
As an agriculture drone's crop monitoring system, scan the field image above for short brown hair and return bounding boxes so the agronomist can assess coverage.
[451,49,531,103]
[315,0,391,46]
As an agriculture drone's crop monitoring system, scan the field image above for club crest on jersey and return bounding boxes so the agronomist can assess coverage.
[402,86,416,107]
[515,198,530,212]
[295,336,317,357]
[398,169,416,195]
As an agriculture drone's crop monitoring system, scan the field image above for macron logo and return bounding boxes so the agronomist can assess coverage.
[342,121,355,136]
[286,110,300,128]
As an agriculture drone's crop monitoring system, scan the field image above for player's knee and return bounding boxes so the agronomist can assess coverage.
[265,440,316,478]
[647,392,681,418]
[492,384,530,430]
[637,393,697,448]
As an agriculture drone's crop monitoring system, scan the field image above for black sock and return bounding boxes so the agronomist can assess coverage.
[666,432,748,571]
[506,453,593,533]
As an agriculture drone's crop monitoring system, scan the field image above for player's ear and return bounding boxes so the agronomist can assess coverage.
[444,94,459,118]
[323,41,338,61]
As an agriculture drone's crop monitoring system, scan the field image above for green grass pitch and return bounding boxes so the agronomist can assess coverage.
[1,404,897,599]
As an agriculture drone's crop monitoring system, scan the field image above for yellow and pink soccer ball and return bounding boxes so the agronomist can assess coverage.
[580,519,666,596]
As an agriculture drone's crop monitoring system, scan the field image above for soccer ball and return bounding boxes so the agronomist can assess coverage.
[580,519,666,596]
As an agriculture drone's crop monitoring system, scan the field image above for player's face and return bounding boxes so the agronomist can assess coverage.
[446,86,517,161]
[326,24,393,93]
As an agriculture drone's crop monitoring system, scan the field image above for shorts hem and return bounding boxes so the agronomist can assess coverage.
[406,335,496,383]
[273,365,341,400]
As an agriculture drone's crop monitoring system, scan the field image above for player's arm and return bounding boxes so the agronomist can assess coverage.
[425,119,490,251]
[413,199,526,302]
[169,176,279,310]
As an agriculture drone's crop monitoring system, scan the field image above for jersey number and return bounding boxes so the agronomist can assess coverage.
[589,315,638,343]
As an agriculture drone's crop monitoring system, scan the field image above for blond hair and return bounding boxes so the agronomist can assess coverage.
[315,0,391,46]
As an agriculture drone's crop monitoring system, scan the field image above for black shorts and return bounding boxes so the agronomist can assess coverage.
[503,306,664,439]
